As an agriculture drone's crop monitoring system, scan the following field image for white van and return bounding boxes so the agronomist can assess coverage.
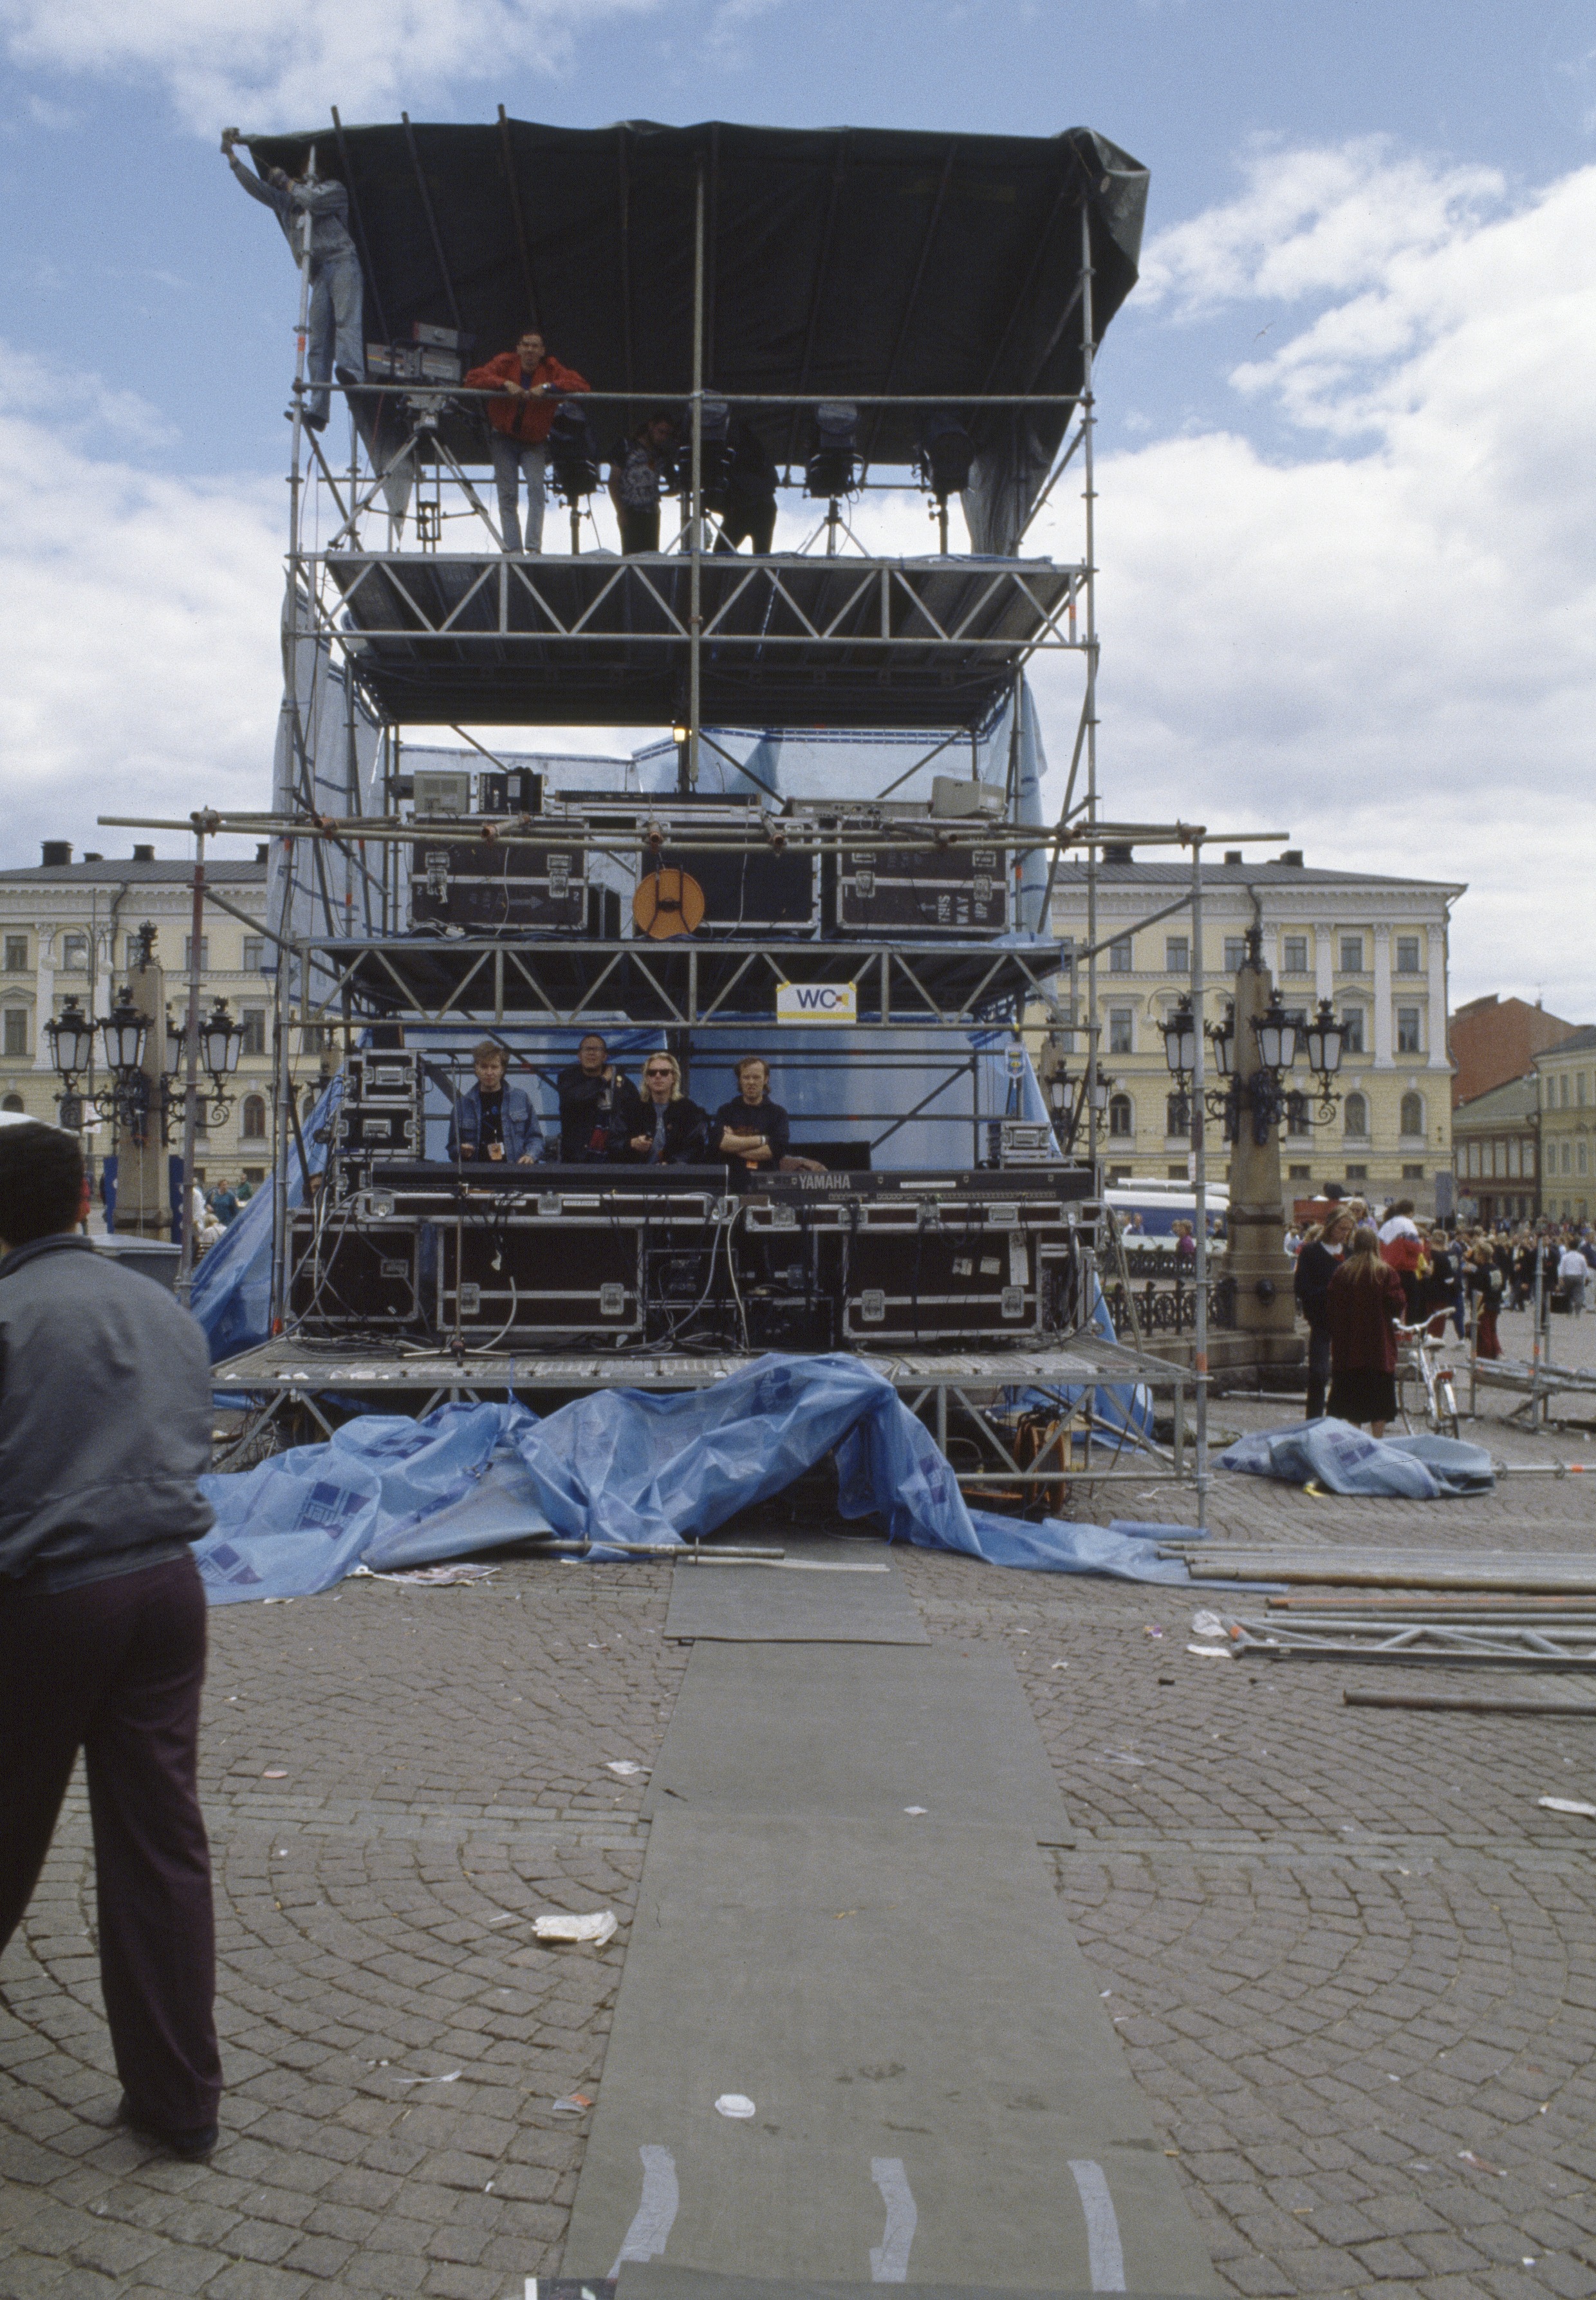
[1104,1177,1228,1259]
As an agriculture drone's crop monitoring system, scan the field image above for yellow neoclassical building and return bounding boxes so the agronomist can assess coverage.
[1535,1027,1596,1225]
[1039,848,1465,1212]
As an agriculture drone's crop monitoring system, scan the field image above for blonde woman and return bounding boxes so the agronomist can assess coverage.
[626,1053,726,1165]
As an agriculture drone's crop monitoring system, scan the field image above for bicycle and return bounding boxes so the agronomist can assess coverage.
[1395,1320,1462,1439]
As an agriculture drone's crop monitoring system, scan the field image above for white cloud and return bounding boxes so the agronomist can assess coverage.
[1138,137,1506,318]
[0,355,284,864]
[1025,151,1596,1016]
[0,0,659,135]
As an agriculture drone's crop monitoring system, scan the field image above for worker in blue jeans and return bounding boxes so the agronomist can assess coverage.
[223,129,364,431]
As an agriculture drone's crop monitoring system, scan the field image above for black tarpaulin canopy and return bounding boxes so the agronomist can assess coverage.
[246,116,1149,549]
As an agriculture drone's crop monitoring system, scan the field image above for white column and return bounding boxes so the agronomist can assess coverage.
[1427,917,1449,1068]
[1372,926,1392,1066]
[32,932,55,1075]
[1314,923,1333,1002]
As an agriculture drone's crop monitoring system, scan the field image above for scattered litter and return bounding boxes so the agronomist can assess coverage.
[1187,1645,1232,1660]
[605,1761,646,1778]
[1050,1661,1068,1670]
[533,1912,618,1947]
[365,1562,500,1587]
[1458,2150,1506,2176]
[1191,1608,1229,1640]
[395,2070,462,2087]
[262,1768,288,1779]
[487,1912,524,1926]
[903,1805,927,1815]
[552,2092,593,2114]
[715,2093,756,2118]
[1144,1627,1164,1640]
[1538,1796,1596,1818]
[1102,1749,1145,1765]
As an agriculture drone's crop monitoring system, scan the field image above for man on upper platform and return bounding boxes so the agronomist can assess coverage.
[446,1042,541,1164]
[465,329,590,554]
[222,131,363,433]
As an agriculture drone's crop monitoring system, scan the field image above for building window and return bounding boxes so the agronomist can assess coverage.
[1108,937,1132,974]
[1340,935,1364,974]
[182,936,210,973]
[1507,1139,1521,1177]
[1581,1073,1589,1108]
[1165,935,1189,975]
[242,936,266,973]
[3,1010,26,1059]
[1395,935,1421,974]
[1108,1094,1133,1139]
[1561,1074,1571,1108]
[1288,1164,1312,1181]
[60,933,88,972]
[1167,1163,1186,1181]
[1,1094,22,1112]
[1222,937,1246,973]
[241,1006,267,1056]
[2,936,26,973]
[241,1094,267,1140]
[1399,1091,1424,1137]
[1285,1090,1310,1137]
[1402,1163,1425,1180]
[1564,1142,1573,1175]
[1165,1094,1187,1137]
[1396,1007,1421,1055]
[1343,1091,1369,1139]
[1579,1141,1588,1176]
[1282,935,1308,975]
[1341,1008,1364,1054]
[1108,1007,1133,1056]
[1345,1164,1368,1182]
[300,1024,328,1055]
[1526,1141,1536,1175]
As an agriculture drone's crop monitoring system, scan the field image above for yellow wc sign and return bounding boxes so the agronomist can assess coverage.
[775,981,858,1025]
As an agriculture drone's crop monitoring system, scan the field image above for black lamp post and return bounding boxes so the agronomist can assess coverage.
[44,995,95,1087]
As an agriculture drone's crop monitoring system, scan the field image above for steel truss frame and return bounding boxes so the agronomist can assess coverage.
[98,159,1326,1533]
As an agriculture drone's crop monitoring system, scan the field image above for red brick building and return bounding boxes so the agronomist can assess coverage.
[1448,994,1579,1108]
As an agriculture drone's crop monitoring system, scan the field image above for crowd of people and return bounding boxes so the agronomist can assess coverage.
[1289,1192,1596,1435]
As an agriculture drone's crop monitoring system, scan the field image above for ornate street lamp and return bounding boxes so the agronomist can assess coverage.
[44,995,95,1085]
[1252,990,1297,1076]
[1161,995,1198,1080]
[99,987,151,1080]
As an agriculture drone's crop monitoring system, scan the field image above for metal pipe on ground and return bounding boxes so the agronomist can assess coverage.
[1344,1688,1596,1716]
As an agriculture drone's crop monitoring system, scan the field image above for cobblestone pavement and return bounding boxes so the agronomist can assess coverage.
[3,1343,1596,2298]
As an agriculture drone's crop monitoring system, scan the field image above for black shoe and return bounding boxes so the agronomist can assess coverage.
[115,2095,219,2160]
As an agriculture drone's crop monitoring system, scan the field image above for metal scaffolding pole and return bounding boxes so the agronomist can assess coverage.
[175,828,207,1302]
[1079,200,1100,1177]
[1189,836,1210,1530]
[685,162,705,794]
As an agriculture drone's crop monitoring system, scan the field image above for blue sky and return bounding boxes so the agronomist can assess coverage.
[0,0,1593,1006]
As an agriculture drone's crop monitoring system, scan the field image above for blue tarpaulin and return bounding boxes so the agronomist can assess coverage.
[194,1352,1196,1603]
[1220,1419,1496,1498]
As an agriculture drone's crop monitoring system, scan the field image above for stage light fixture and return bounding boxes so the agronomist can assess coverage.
[916,411,974,502]
[804,402,858,500]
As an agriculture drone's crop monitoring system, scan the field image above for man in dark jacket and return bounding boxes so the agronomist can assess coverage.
[1293,1209,1351,1419]
[555,1033,642,1163]
[0,1124,221,2158]
[445,1041,541,1164]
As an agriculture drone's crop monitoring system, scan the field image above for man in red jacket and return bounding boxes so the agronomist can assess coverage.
[465,328,589,553]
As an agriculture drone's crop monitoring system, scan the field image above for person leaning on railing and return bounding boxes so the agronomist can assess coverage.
[221,129,363,433]
[464,328,591,554]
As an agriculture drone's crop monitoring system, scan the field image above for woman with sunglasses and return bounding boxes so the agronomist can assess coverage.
[624,1052,730,1165]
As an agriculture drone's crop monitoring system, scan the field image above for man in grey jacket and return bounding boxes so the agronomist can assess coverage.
[0,1125,222,2158]
[223,128,364,431]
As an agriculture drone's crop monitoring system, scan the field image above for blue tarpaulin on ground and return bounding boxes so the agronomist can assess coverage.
[1219,1419,1496,1498]
[193,1352,1198,1603]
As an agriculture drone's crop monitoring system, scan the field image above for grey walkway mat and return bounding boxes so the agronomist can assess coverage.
[665,1540,929,1645]
[640,1645,1071,1844]
[624,2270,1216,2300]
[563,1806,1217,2291]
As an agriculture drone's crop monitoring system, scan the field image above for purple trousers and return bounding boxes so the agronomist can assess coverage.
[0,1550,221,2132]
